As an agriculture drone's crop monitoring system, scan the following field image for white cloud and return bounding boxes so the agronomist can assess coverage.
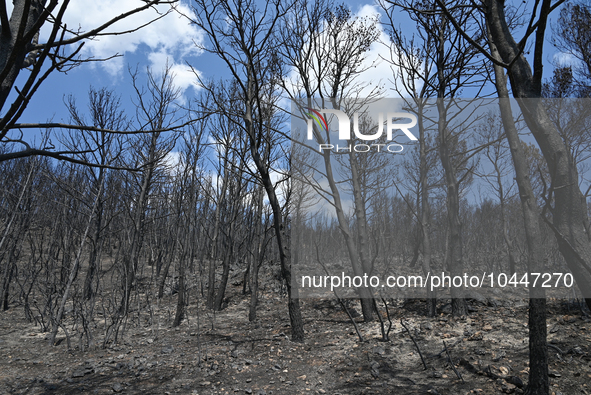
[147,50,200,97]
[552,51,578,67]
[283,3,401,99]
[356,4,404,98]
[163,150,182,172]
[356,3,379,19]
[44,1,203,93]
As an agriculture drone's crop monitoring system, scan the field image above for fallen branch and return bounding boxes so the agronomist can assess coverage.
[443,340,464,383]
[315,243,364,342]
[381,298,393,340]
[429,337,464,359]
[459,359,524,388]
[400,319,428,370]
[372,297,387,341]
[547,343,565,355]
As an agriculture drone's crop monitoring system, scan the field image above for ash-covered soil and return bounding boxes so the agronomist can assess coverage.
[1,286,590,395]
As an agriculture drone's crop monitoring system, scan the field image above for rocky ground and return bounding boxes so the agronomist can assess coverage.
[1,284,591,395]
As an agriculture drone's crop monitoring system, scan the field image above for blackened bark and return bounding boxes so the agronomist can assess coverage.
[120,133,158,316]
[527,298,548,395]
[245,96,305,341]
[214,225,235,311]
[252,154,305,341]
[486,0,591,311]
[489,29,549,394]
[83,168,105,300]
[435,12,466,316]
[173,253,186,327]
[418,105,436,316]
[248,187,264,321]
[437,107,467,317]
[347,140,377,321]
[207,153,229,309]
[0,1,45,111]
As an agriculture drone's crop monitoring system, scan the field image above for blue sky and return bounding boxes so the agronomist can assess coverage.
[8,0,570,142]
[12,1,203,129]
[3,0,582,215]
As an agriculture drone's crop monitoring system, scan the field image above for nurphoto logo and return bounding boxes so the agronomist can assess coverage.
[306,107,418,153]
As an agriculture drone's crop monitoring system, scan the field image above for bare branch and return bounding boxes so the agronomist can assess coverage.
[6,119,200,135]
[39,1,176,49]
[0,145,144,171]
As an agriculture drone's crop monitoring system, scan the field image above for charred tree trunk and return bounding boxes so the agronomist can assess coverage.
[215,157,245,311]
[214,223,235,311]
[435,13,466,317]
[83,168,105,300]
[486,0,591,312]
[207,153,229,309]
[173,250,186,327]
[245,99,305,341]
[489,30,548,394]
[0,157,36,310]
[120,133,158,316]
[322,143,375,321]
[249,185,265,321]
[436,96,467,316]
[347,134,377,322]
[418,105,437,316]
